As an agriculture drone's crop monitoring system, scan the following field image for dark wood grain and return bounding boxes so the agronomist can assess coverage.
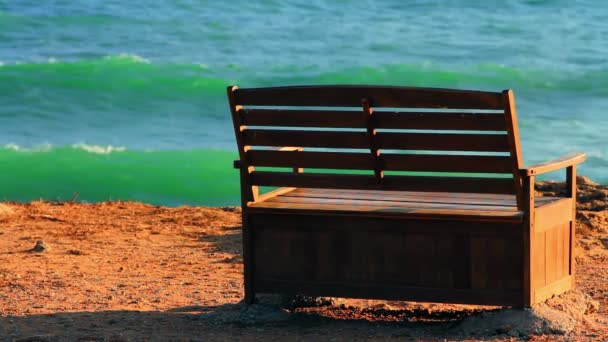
[243,129,511,152]
[567,165,576,278]
[242,109,364,128]
[227,85,256,303]
[382,154,513,173]
[502,90,523,209]
[248,201,524,222]
[362,98,384,181]
[374,111,507,130]
[251,214,522,305]
[247,150,374,170]
[233,85,504,109]
[250,171,517,194]
[247,150,513,173]
[242,108,507,131]
[377,132,510,151]
[227,86,258,203]
[522,174,535,306]
[242,129,369,148]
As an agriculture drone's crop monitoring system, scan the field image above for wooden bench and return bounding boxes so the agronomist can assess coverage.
[227,85,586,307]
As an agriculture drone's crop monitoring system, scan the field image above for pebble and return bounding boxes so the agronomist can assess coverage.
[30,240,48,253]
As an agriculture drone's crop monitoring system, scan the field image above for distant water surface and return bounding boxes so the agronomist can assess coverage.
[0,0,606,205]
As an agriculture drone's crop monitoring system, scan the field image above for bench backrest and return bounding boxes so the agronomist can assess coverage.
[227,85,523,208]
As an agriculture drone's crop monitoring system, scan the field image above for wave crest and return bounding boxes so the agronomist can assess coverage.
[71,144,127,154]
[1,58,605,96]
[104,53,151,64]
[3,143,127,154]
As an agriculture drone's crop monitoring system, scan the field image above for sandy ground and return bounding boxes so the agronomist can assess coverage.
[0,177,606,341]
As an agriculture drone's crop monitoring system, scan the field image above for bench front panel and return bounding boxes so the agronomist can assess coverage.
[250,213,524,306]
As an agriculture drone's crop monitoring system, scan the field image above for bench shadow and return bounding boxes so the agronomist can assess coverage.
[197,225,243,263]
[0,302,507,341]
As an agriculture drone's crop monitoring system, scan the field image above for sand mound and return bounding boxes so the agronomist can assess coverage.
[191,291,600,339]
[455,290,599,338]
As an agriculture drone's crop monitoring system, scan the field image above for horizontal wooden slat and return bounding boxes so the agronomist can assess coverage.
[233,85,504,109]
[382,154,513,173]
[374,111,507,131]
[242,130,510,152]
[250,172,516,194]
[242,109,364,128]
[534,198,573,231]
[377,132,510,151]
[249,201,523,222]
[265,195,517,212]
[289,188,520,200]
[247,150,513,173]
[281,193,517,207]
[242,109,507,131]
[534,275,573,304]
[242,129,368,148]
[247,150,374,170]
[250,213,522,234]
[283,189,516,206]
[282,188,557,207]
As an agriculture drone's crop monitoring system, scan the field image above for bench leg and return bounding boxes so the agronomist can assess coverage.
[242,213,256,305]
[244,280,255,304]
[522,175,534,308]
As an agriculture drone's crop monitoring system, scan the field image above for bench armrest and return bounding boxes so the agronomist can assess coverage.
[519,152,586,177]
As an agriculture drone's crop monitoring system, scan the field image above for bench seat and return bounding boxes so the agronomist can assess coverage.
[249,188,563,223]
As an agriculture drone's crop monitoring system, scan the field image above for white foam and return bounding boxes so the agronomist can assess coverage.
[108,53,151,64]
[4,143,20,151]
[71,144,127,154]
[3,143,53,152]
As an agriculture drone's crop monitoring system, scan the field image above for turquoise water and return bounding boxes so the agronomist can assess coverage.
[0,1,606,206]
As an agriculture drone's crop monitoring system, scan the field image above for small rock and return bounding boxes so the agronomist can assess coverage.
[30,240,49,253]
[292,295,335,308]
[601,238,608,250]
[220,206,241,213]
[586,298,600,314]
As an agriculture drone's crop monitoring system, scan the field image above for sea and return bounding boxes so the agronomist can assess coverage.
[0,0,606,206]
